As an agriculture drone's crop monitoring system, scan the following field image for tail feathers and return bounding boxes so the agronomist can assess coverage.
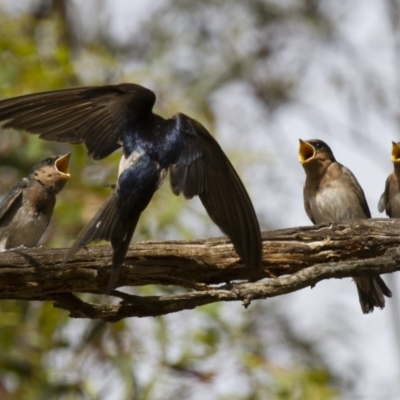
[61,192,146,294]
[106,214,140,294]
[354,276,392,314]
[62,191,142,293]
[62,192,120,266]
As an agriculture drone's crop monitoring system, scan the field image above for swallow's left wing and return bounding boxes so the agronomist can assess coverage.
[0,84,156,159]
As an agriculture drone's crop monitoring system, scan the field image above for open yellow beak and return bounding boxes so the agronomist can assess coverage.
[298,139,315,164]
[55,153,71,179]
[391,142,400,163]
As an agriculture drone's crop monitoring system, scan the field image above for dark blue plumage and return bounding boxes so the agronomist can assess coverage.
[0,83,263,292]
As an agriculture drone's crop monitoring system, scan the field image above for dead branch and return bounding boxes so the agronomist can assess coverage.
[0,219,399,321]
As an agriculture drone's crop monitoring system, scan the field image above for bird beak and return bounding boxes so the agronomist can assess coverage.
[391,142,400,163]
[55,153,71,178]
[298,139,315,164]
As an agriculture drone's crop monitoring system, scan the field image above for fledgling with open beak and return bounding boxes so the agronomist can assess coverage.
[0,84,262,293]
[0,154,70,250]
[298,139,392,314]
[378,142,400,217]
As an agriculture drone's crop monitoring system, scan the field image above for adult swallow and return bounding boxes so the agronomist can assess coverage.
[378,141,400,217]
[0,84,262,292]
[298,139,392,314]
[0,154,70,250]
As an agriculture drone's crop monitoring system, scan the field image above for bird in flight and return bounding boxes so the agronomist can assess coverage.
[0,83,263,292]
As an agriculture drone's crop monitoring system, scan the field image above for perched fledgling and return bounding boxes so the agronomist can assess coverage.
[0,84,262,292]
[0,154,70,250]
[298,139,391,314]
[378,141,400,217]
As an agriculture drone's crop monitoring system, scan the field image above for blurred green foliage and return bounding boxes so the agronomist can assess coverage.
[0,2,343,399]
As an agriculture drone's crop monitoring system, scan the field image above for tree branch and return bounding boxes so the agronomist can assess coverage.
[1,219,399,321]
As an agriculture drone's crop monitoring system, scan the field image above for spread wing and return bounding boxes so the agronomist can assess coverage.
[0,84,156,160]
[169,113,262,276]
[0,180,26,223]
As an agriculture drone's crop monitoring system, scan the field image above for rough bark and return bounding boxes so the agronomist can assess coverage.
[0,219,399,321]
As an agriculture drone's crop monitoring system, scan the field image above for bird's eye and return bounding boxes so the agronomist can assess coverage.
[315,142,322,149]
[45,158,53,165]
